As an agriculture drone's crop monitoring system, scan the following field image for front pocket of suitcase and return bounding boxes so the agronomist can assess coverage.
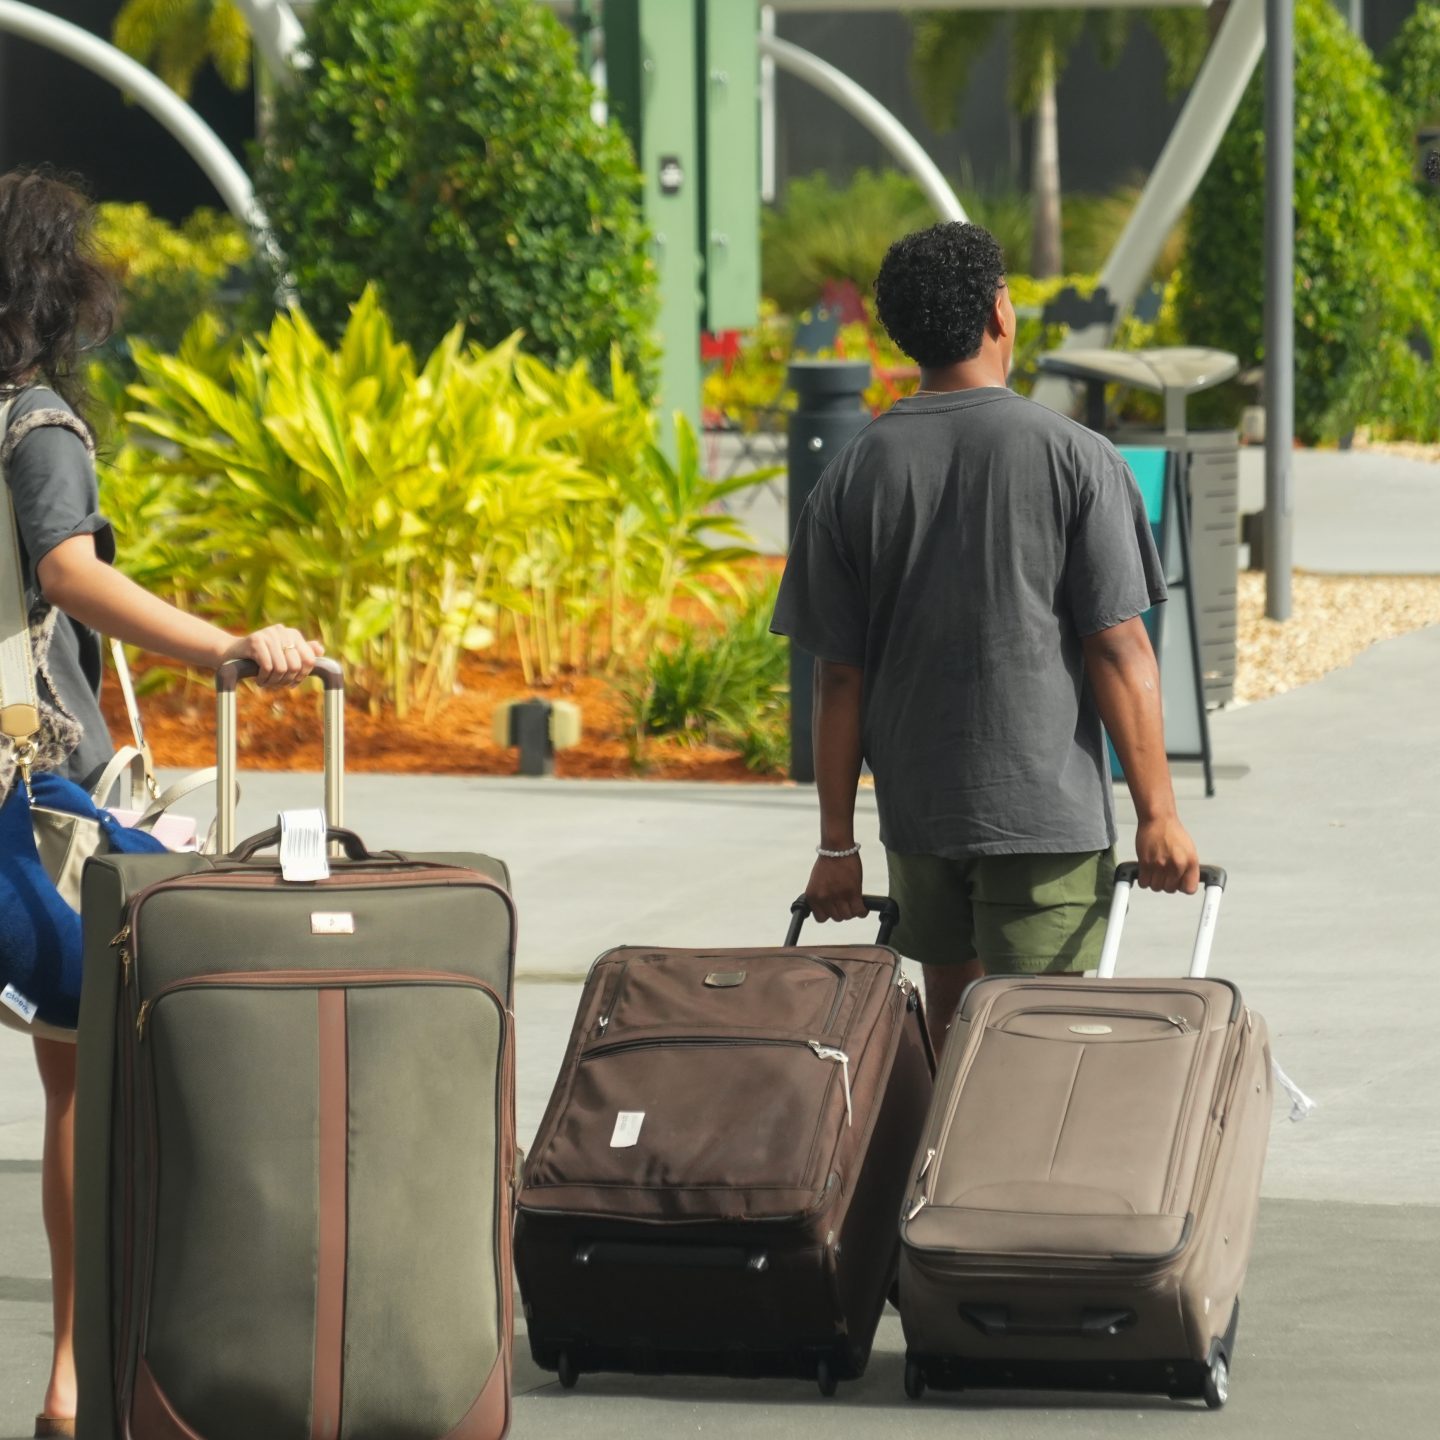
[592,951,853,1043]
[526,1038,842,1198]
[135,977,508,1440]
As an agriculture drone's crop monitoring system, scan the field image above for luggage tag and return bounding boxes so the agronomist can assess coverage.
[1,984,37,1025]
[279,809,330,884]
[610,1112,645,1148]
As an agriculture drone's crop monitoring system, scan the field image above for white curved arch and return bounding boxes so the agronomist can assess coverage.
[758,33,966,224]
[0,0,269,249]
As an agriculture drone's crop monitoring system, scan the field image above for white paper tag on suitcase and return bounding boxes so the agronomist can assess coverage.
[610,1111,645,1148]
[1,984,37,1024]
[279,809,330,883]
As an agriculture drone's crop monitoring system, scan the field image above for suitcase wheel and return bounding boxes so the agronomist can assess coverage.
[557,1350,579,1391]
[816,1358,839,1398]
[904,1356,927,1401]
[1201,1355,1229,1410]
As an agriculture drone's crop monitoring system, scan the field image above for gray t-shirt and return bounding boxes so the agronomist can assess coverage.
[2,386,117,789]
[772,387,1166,859]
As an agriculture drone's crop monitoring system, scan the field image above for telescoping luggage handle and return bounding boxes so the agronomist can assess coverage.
[1095,861,1227,980]
[786,895,900,948]
[214,658,344,855]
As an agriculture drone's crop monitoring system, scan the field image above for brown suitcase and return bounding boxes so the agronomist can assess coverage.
[514,897,934,1396]
[898,864,1272,1411]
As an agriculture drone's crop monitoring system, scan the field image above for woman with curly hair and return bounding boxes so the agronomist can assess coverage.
[0,168,323,1438]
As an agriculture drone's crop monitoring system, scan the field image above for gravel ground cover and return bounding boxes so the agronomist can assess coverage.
[1235,570,1440,703]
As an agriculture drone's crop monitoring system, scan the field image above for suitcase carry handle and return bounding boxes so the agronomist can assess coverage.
[960,1305,1136,1340]
[575,1241,769,1273]
[786,895,900,948]
[214,658,344,854]
[1096,861,1226,980]
[228,824,374,863]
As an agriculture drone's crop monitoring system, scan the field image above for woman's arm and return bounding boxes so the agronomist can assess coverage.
[38,535,323,687]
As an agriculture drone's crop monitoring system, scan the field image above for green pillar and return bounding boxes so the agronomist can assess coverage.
[699,0,761,334]
[606,0,704,454]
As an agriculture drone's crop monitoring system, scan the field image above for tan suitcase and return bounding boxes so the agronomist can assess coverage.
[898,863,1272,1410]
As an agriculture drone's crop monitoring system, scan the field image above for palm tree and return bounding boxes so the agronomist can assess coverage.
[113,0,252,100]
[912,9,1210,277]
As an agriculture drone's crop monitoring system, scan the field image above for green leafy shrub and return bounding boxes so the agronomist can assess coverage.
[107,291,765,713]
[95,204,250,352]
[628,576,789,775]
[1383,3,1440,159]
[254,0,656,389]
[1180,0,1440,442]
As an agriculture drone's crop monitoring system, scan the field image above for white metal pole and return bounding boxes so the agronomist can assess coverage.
[230,0,307,76]
[760,5,778,205]
[758,33,966,223]
[1264,0,1294,620]
[0,1,268,245]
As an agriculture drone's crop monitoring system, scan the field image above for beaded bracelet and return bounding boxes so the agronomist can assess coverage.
[816,843,862,860]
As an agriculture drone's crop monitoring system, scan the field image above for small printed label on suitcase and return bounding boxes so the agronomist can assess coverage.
[610,1111,645,1148]
[1,984,37,1024]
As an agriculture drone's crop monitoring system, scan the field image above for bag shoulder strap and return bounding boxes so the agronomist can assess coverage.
[0,395,42,755]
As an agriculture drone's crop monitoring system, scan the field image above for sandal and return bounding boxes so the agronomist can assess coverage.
[34,1418,76,1438]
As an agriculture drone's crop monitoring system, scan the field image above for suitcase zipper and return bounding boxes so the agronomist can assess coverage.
[998,1005,1195,1034]
[136,968,502,1041]
[583,1034,855,1126]
[596,954,851,1037]
[595,958,631,1035]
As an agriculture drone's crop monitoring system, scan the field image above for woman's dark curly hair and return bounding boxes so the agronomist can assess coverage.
[0,169,117,422]
[874,222,1006,368]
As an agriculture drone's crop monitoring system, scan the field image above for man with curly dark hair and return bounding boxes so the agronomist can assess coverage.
[773,221,1198,1054]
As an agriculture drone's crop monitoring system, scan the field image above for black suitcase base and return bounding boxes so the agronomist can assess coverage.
[903,1300,1240,1411]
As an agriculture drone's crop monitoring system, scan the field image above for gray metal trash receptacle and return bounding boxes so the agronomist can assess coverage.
[1037,347,1240,709]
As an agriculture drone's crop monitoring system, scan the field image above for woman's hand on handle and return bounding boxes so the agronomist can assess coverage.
[220,628,325,689]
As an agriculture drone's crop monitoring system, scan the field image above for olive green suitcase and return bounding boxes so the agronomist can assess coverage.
[74,660,518,1440]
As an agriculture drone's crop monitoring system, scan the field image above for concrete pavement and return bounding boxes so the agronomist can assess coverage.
[3,625,1438,1437]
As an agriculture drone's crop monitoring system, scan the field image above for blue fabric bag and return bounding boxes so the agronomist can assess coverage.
[0,772,167,1030]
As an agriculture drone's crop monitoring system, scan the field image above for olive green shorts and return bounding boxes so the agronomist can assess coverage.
[885,847,1116,975]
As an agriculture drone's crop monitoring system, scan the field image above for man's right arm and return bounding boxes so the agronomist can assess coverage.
[1082,617,1200,894]
[804,659,868,921]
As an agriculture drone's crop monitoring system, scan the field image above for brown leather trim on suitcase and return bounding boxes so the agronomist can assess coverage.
[312,990,348,1440]
[131,1356,204,1439]
[440,1354,509,1440]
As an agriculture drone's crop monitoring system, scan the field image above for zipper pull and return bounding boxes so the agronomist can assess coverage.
[596,1016,609,1035]
[136,1001,151,1042]
[906,1195,928,1221]
[111,925,132,986]
[809,1042,853,1127]
[1168,1014,1193,1033]
[917,1147,937,1181]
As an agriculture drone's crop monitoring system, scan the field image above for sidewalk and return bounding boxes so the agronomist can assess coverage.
[2,626,1438,1437]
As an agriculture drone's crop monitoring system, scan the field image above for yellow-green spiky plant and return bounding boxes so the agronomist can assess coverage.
[113,0,251,99]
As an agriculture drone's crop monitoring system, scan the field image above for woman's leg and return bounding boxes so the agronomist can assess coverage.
[34,1036,78,1422]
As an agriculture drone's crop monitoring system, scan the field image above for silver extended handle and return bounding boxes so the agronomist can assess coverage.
[1095,862,1227,980]
[214,658,344,855]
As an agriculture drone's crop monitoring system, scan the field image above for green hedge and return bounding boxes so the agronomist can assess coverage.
[255,0,656,390]
[1180,0,1440,442]
[1384,2,1440,155]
